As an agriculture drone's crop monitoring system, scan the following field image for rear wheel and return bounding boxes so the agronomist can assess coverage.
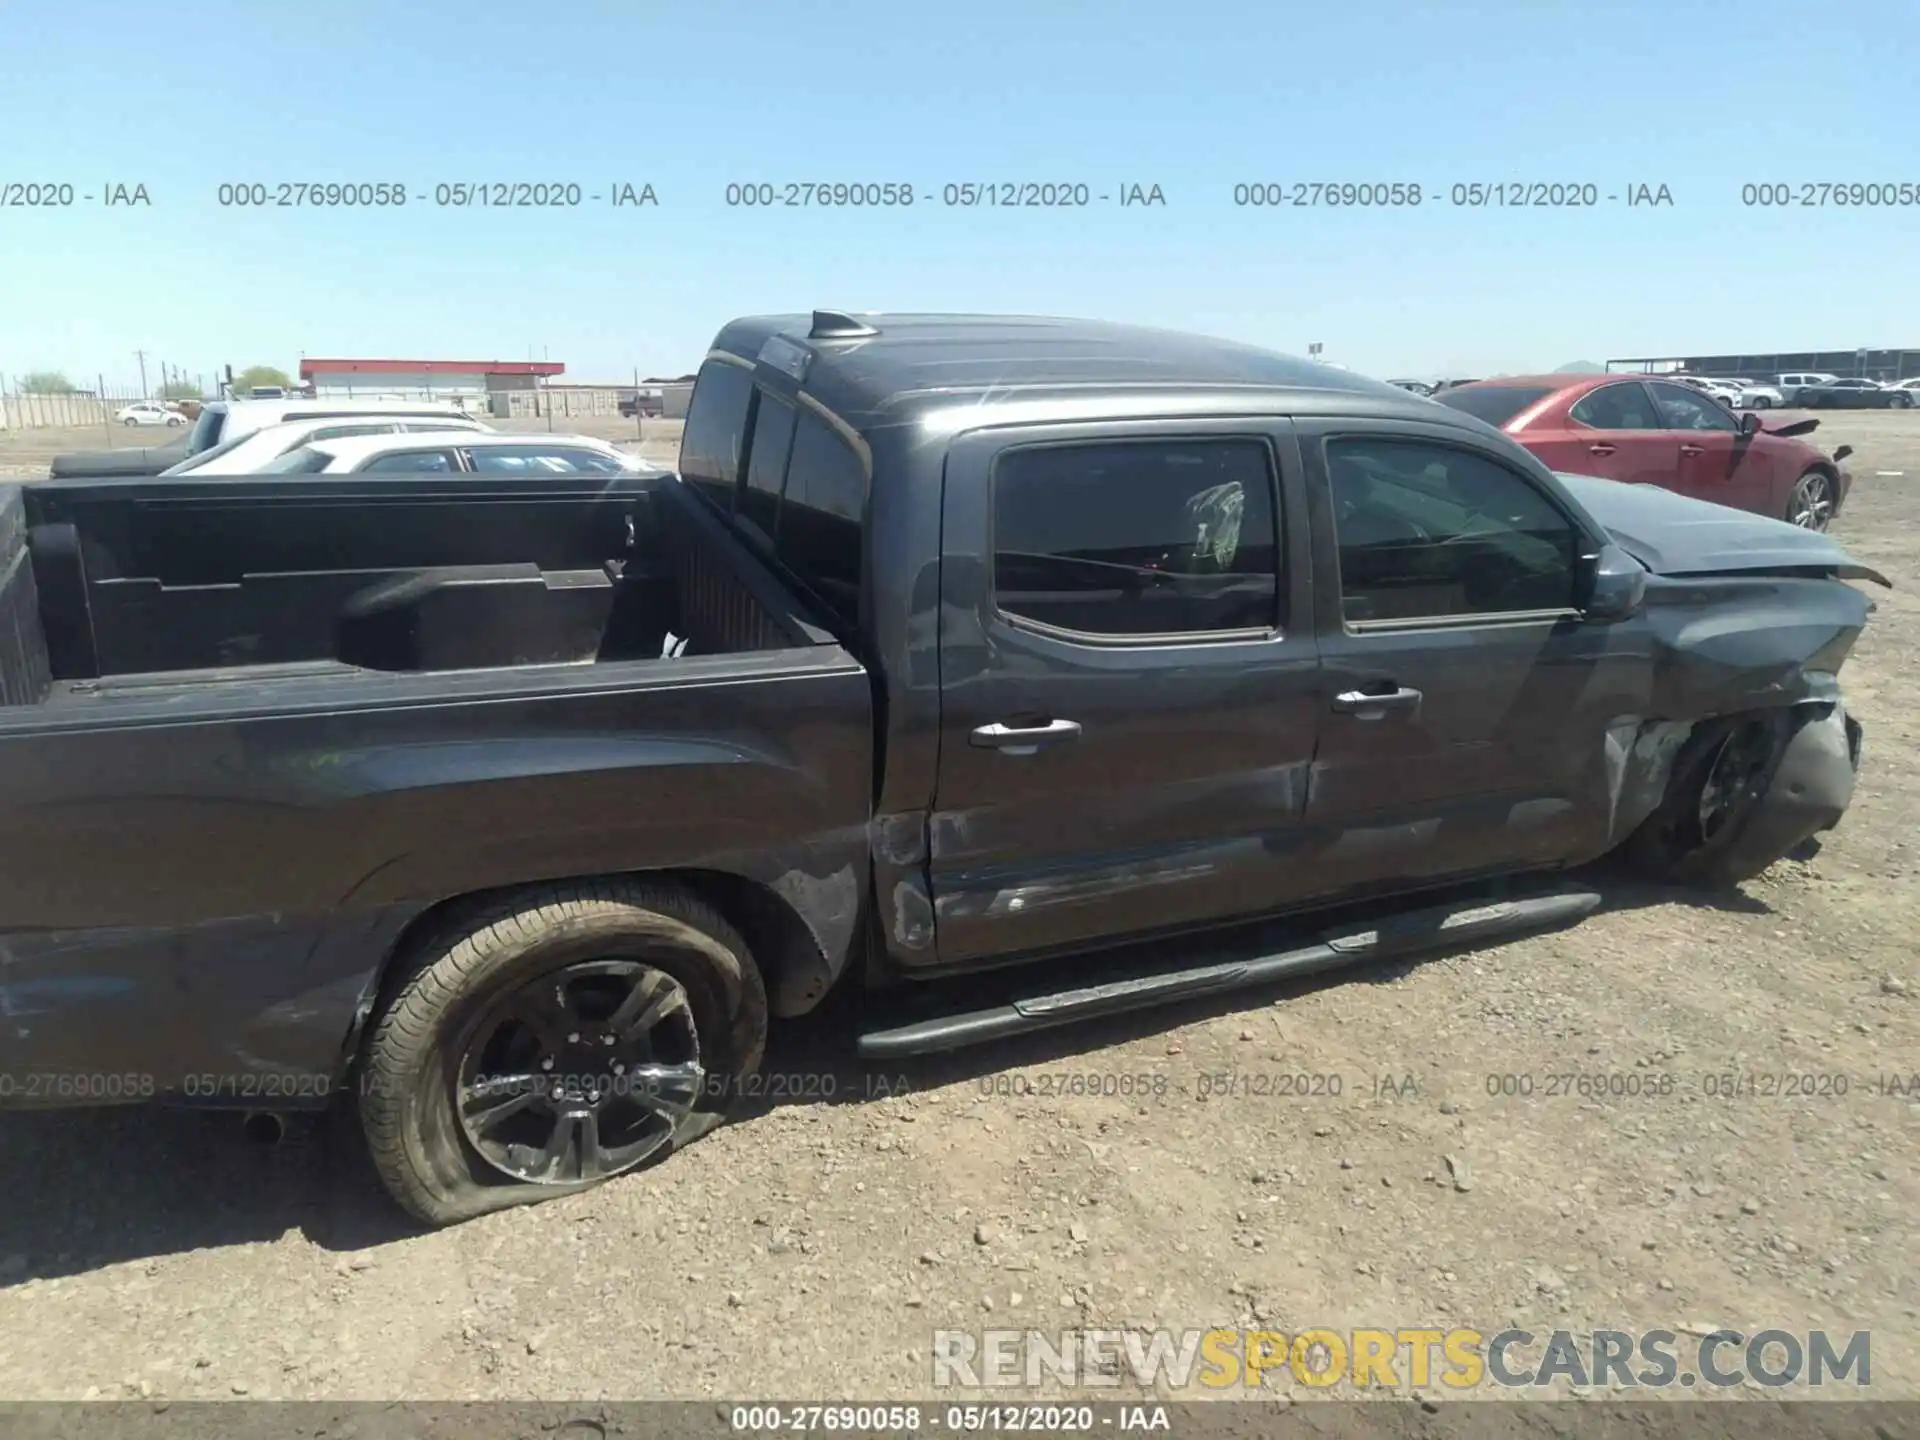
[358,879,767,1226]
[1892,392,1913,409]
[1750,395,1772,410]
[1624,712,1793,888]
[1786,469,1836,530]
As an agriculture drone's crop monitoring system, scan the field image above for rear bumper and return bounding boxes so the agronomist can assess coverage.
[1724,703,1862,876]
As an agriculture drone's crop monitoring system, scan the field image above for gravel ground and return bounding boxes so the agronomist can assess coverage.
[0,411,1914,1406]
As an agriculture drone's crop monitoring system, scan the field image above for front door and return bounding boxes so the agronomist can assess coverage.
[1643,379,1776,514]
[1298,421,1647,896]
[927,419,1323,969]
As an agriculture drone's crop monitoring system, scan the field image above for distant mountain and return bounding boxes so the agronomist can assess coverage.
[1553,360,1607,373]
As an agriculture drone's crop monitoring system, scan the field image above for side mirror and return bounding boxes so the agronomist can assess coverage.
[1834,444,1854,463]
[1738,411,1763,437]
[1577,544,1646,621]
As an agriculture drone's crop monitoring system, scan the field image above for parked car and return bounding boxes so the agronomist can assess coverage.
[1386,379,1436,396]
[1892,377,1920,397]
[258,431,655,475]
[618,392,664,419]
[163,415,496,476]
[1773,372,1840,406]
[1433,374,1856,529]
[0,310,1882,1225]
[49,399,477,479]
[1793,377,1914,410]
[114,402,186,428]
[247,386,290,400]
[1728,380,1786,410]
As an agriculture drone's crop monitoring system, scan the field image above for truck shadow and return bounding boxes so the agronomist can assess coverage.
[0,863,1779,1281]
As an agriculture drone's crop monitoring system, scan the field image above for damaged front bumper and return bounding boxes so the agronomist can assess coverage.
[1723,702,1864,877]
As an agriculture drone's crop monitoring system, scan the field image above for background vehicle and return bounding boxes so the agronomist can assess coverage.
[1386,379,1435,396]
[163,415,495,476]
[1729,380,1785,409]
[1433,374,1855,529]
[49,398,477,478]
[0,312,1878,1226]
[258,431,652,475]
[618,392,663,419]
[1793,377,1913,409]
[1775,371,1839,405]
[247,385,289,399]
[114,402,185,428]
[1892,377,1920,397]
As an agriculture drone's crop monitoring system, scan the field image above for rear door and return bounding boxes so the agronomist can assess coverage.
[1559,381,1675,484]
[1644,379,1776,513]
[1298,420,1641,894]
[927,419,1323,967]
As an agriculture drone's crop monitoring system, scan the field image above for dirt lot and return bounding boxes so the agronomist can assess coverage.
[0,412,1915,1406]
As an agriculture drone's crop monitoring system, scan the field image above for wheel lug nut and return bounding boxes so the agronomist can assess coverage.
[567,1032,581,1043]
[541,1058,554,1071]
[603,1035,616,1046]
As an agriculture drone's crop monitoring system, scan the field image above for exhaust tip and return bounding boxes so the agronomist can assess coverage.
[242,1111,287,1146]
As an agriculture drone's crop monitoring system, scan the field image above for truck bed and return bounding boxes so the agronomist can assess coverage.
[1,471,836,712]
[0,473,874,1095]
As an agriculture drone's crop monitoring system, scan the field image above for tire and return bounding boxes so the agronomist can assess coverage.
[357,878,767,1226]
[1785,468,1836,530]
[1892,392,1913,409]
[1750,395,1771,410]
[1623,710,1793,888]
[122,417,138,426]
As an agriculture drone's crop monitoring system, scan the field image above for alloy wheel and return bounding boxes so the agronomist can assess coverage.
[1788,472,1834,530]
[455,960,704,1185]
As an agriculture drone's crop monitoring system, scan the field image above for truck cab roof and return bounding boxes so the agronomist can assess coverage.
[709,311,1461,437]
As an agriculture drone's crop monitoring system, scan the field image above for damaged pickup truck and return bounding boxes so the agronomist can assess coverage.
[0,311,1888,1225]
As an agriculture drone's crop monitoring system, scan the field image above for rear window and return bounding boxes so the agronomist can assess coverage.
[775,408,866,631]
[185,406,228,455]
[1431,385,1557,428]
[680,359,756,512]
[259,445,331,474]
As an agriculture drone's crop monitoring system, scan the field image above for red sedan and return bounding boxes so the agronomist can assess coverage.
[1433,374,1855,530]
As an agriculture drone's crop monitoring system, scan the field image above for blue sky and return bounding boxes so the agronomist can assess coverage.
[2,0,1916,389]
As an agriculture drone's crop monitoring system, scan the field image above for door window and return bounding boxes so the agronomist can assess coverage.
[464,445,626,474]
[358,449,459,473]
[680,358,756,512]
[1326,437,1580,624]
[738,393,798,550]
[990,438,1281,639]
[1569,383,1659,430]
[1646,382,1737,431]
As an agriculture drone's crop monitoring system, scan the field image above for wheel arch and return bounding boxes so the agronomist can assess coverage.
[336,866,848,1086]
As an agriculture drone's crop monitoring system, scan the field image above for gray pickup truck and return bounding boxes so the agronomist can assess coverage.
[0,311,1885,1225]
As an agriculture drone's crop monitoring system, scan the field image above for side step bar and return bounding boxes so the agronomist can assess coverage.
[855,888,1602,1060]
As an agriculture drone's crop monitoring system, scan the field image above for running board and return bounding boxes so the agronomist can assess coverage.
[855,888,1602,1060]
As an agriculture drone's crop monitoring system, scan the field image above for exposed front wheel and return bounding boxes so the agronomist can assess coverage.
[357,879,767,1226]
[1786,469,1836,530]
[1624,711,1794,888]
[1892,393,1913,409]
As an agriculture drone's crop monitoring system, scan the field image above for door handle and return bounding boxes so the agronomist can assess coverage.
[970,719,1083,754]
[1331,686,1423,716]
[1679,443,1705,456]
[1587,443,1616,456]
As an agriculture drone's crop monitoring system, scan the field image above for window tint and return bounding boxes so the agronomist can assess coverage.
[1569,382,1659,430]
[185,405,227,454]
[1430,385,1556,428]
[1646,382,1737,432]
[258,445,331,474]
[465,445,625,475]
[739,393,797,549]
[1327,438,1578,624]
[680,358,755,512]
[359,449,458,473]
[991,439,1279,638]
[777,408,867,630]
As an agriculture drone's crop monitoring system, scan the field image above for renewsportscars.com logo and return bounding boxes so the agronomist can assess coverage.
[931,1327,1872,1392]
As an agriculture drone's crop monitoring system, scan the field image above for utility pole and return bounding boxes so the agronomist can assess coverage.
[134,349,149,399]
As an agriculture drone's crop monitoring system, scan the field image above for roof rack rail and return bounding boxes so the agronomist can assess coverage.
[809,310,880,340]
